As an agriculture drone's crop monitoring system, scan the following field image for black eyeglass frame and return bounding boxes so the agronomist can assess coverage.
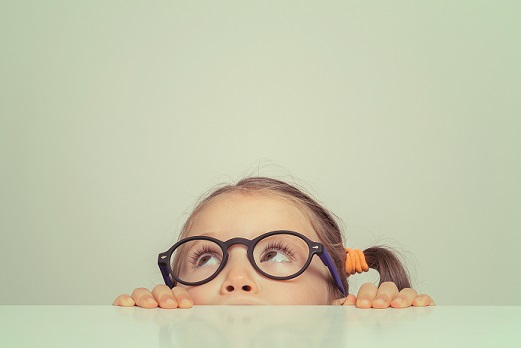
[158,230,346,297]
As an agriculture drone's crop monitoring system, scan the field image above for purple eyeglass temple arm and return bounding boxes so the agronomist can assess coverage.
[158,253,174,288]
[318,249,347,297]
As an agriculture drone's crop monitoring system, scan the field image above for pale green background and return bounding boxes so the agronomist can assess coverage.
[1,1,519,305]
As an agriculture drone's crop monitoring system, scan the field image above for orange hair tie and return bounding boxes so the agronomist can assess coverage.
[345,248,369,275]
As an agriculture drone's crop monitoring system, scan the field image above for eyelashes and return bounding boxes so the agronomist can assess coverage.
[189,245,222,268]
[187,241,297,269]
[261,241,296,262]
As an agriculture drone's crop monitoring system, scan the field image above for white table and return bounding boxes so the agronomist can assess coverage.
[1,306,520,347]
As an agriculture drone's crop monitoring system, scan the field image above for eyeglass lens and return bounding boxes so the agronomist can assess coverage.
[170,234,311,284]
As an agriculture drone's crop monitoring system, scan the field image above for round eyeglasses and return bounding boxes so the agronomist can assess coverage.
[158,230,346,297]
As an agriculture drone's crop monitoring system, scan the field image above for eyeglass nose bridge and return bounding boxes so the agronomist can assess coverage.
[217,237,261,271]
[219,235,316,266]
[221,237,255,250]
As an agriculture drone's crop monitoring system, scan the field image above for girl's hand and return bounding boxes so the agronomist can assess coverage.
[333,282,435,308]
[113,285,193,309]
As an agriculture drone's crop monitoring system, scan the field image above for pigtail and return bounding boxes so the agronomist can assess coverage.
[363,246,411,290]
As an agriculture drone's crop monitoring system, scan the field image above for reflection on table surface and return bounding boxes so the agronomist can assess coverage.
[1,305,520,347]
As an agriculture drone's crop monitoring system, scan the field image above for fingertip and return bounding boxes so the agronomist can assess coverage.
[178,298,193,309]
[123,296,135,307]
[413,295,428,307]
[331,298,345,306]
[419,294,435,306]
[372,298,389,309]
[356,298,371,309]
[390,298,406,308]
[344,295,356,306]
[113,295,134,307]
[142,297,159,308]
[112,296,121,306]
[171,287,193,309]
[159,297,178,309]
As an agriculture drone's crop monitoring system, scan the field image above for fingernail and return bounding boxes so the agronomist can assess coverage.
[358,299,370,306]
[393,298,404,306]
[180,298,190,305]
[165,298,175,305]
[374,298,386,306]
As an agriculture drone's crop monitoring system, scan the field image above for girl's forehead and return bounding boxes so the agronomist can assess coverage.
[185,192,320,241]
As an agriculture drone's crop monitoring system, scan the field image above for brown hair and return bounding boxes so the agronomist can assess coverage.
[178,177,411,299]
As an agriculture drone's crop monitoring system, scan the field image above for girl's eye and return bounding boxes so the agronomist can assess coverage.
[194,254,221,268]
[260,243,295,263]
[261,250,290,263]
[189,246,222,269]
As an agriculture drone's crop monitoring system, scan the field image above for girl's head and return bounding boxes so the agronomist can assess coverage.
[163,177,410,305]
[171,177,347,304]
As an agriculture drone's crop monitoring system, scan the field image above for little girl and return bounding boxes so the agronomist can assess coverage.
[114,177,434,309]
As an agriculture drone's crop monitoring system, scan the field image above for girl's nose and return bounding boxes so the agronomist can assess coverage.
[220,246,259,294]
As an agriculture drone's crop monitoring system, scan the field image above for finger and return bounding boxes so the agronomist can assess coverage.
[356,283,378,308]
[172,287,193,308]
[113,294,136,307]
[331,295,356,306]
[372,282,399,309]
[342,294,357,306]
[331,297,346,306]
[332,294,356,306]
[413,294,435,307]
[390,288,418,308]
[152,284,179,309]
[131,288,158,308]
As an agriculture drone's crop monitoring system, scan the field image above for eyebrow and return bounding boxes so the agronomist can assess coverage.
[185,230,313,241]
[184,231,269,240]
[188,231,217,238]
